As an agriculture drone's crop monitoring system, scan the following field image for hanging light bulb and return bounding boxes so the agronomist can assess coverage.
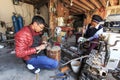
[13,0,19,5]
[70,0,73,6]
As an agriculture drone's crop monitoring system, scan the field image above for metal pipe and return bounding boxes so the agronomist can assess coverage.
[61,55,89,66]
[99,69,107,77]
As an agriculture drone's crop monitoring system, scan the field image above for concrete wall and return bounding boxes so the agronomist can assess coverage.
[37,5,49,25]
[0,0,34,33]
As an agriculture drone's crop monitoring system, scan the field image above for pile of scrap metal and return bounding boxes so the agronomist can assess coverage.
[61,43,79,63]
[79,39,109,80]
[79,14,120,80]
[110,68,120,80]
[60,33,109,80]
[60,14,120,80]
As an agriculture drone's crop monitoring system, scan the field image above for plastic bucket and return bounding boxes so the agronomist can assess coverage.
[71,60,81,73]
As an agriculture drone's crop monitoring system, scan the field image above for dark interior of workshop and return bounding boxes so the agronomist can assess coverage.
[0,0,120,80]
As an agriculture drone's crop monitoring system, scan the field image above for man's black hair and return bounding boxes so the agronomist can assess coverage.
[31,16,46,25]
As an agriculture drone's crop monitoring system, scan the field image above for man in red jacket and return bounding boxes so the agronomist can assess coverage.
[15,16,58,73]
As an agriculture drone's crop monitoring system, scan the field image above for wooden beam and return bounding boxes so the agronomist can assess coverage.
[69,9,82,15]
[19,0,35,5]
[64,0,85,12]
[70,11,77,15]
[106,5,120,10]
[69,6,83,13]
[73,0,91,11]
[79,0,95,10]
[73,4,86,12]
[69,9,78,13]
[89,0,102,9]
[69,7,83,13]
[20,0,49,5]
[56,0,82,20]
[66,4,85,13]
[63,0,86,12]
[69,10,81,15]
[99,0,107,7]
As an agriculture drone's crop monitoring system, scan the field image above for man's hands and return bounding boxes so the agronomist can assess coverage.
[35,41,48,54]
[78,37,89,43]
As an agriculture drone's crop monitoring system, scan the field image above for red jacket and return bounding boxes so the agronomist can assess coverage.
[15,26,41,60]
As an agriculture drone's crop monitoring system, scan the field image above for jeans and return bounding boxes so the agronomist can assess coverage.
[26,56,58,69]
